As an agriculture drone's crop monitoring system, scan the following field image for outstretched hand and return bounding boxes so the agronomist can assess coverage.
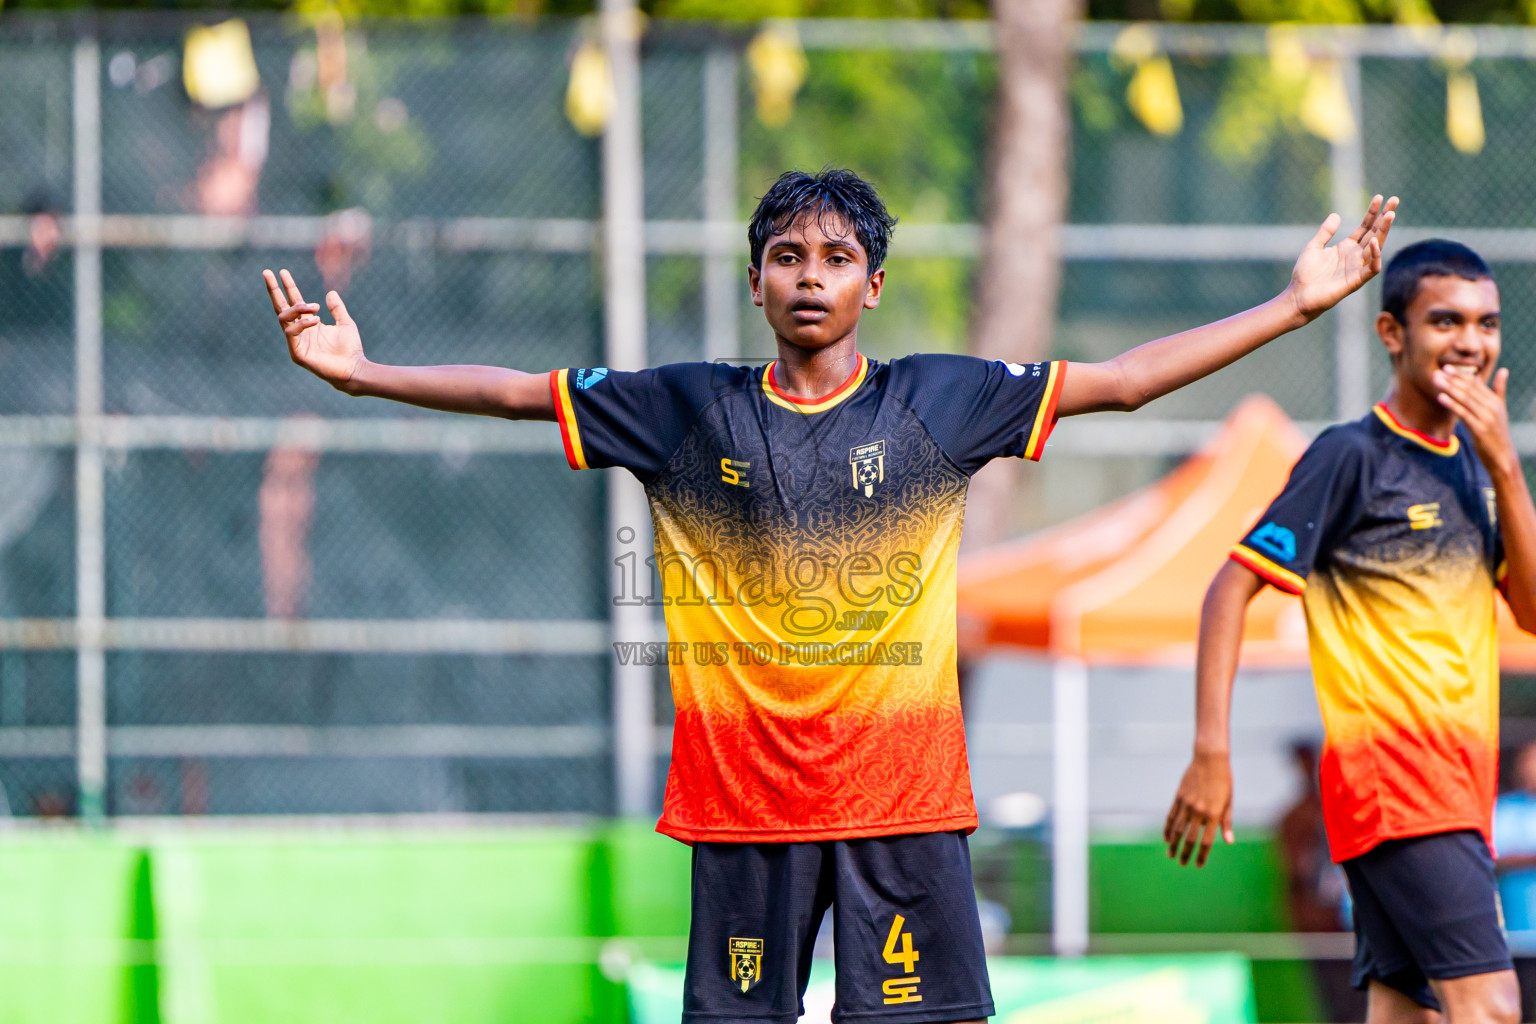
[1164,751,1234,868]
[264,268,365,389]
[1288,194,1399,323]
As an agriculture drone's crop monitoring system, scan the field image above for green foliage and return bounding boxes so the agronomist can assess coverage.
[1090,0,1532,21]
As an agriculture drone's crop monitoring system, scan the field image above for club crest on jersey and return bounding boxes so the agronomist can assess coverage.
[729,937,763,993]
[850,440,887,497]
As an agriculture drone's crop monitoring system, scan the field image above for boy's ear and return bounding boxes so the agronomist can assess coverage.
[863,267,885,310]
[747,263,763,307]
[1376,310,1405,361]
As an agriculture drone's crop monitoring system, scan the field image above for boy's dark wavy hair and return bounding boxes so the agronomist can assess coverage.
[748,168,898,273]
[1382,239,1494,324]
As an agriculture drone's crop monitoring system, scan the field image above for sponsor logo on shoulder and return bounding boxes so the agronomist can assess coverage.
[1001,360,1043,378]
[574,367,608,390]
[1250,522,1296,562]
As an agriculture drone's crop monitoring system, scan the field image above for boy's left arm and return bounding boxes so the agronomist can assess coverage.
[1056,196,1397,418]
[1436,366,1536,631]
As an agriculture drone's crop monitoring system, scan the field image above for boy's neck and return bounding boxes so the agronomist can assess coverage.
[771,336,861,400]
[1382,378,1457,441]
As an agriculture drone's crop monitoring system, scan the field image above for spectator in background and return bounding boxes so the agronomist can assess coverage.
[193,95,269,217]
[21,188,61,278]
[1279,740,1348,931]
[259,423,321,620]
[1279,740,1359,1022]
[1494,739,1536,931]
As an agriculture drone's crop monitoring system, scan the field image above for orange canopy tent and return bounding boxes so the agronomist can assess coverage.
[958,395,1536,669]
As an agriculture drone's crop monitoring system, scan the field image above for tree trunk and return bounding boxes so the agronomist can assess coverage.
[965,0,1082,551]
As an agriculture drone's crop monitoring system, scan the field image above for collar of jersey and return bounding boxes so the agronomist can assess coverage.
[762,352,869,413]
[1373,402,1459,456]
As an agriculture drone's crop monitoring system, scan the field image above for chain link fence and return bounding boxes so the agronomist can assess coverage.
[3,17,1536,821]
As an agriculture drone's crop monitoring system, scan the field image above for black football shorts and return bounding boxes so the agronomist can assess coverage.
[681,830,994,1023]
[1342,828,1513,1010]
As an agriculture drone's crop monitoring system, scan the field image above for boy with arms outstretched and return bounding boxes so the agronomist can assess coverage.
[268,169,1394,1024]
[1166,240,1535,1024]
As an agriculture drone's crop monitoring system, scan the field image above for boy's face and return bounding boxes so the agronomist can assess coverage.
[748,210,884,352]
[1376,274,1502,400]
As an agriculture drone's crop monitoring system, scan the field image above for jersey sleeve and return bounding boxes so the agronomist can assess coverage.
[1231,427,1367,595]
[549,363,721,479]
[893,353,1067,475]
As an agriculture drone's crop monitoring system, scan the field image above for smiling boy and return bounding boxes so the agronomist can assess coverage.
[267,168,1394,1024]
[1166,240,1536,1024]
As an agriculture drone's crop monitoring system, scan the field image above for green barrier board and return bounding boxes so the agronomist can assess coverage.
[152,830,607,1024]
[630,954,1256,1024]
[0,834,156,1024]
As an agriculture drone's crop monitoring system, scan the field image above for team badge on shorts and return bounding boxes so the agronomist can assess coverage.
[850,440,887,497]
[729,937,764,993]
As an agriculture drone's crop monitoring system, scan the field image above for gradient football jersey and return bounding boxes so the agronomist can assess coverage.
[551,353,1065,842]
[1233,402,1505,862]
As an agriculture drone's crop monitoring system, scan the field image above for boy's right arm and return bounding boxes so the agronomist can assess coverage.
[264,269,555,421]
[1164,559,1265,868]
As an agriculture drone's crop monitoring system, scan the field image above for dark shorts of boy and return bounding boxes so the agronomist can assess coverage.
[682,830,994,1024]
[1342,828,1513,1011]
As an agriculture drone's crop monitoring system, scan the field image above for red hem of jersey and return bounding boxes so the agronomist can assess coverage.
[1327,819,1493,864]
[655,812,980,844]
[1026,361,1066,462]
[1229,548,1304,595]
[765,352,866,405]
[550,369,581,471]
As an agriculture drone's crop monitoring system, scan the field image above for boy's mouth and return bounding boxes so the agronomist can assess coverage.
[790,297,829,322]
[1441,363,1480,377]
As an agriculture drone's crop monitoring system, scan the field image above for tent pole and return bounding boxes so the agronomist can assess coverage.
[1051,656,1090,957]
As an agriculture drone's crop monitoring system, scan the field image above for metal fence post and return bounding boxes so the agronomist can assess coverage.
[602,0,656,819]
[1051,656,1090,957]
[702,47,740,363]
[1332,53,1372,422]
[72,37,106,824]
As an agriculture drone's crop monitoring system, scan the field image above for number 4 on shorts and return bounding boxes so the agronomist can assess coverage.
[882,914,920,972]
[881,914,922,1005]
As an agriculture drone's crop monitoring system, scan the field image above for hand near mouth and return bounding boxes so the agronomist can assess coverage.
[1436,364,1516,477]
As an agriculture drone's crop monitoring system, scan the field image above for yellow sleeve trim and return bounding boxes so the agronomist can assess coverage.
[1023,361,1065,462]
[1231,544,1307,595]
[1499,560,1509,583]
[552,369,589,471]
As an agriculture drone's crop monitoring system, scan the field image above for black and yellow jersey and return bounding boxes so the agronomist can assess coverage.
[1234,402,1504,862]
[550,353,1065,842]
